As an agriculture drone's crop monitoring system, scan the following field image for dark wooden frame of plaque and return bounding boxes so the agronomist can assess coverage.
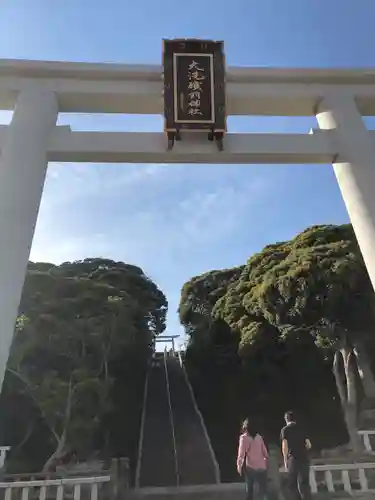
[163,39,226,136]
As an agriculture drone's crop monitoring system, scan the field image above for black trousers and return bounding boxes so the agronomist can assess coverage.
[287,457,312,500]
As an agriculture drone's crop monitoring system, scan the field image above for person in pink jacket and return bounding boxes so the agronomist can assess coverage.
[237,419,269,500]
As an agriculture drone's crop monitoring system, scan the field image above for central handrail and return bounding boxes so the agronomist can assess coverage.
[135,364,150,488]
[163,350,180,487]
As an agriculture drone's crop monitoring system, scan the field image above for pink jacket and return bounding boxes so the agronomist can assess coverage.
[237,433,268,472]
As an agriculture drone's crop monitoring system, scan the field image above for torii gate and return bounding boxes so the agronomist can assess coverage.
[1,45,375,394]
[154,335,179,354]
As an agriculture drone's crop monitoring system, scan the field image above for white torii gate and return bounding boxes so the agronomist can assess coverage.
[1,60,375,392]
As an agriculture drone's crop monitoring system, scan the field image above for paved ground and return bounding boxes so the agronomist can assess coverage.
[131,482,374,500]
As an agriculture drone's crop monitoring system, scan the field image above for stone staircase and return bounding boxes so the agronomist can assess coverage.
[134,351,375,500]
[167,356,218,486]
[137,357,176,487]
[136,353,218,489]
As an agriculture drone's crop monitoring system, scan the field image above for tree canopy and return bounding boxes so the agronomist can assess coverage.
[0,258,167,474]
[180,224,375,478]
[213,224,373,338]
[2,223,375,479]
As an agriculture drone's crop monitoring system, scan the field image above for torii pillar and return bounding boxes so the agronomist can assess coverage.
[316,93,375,292]
[0,88,58,389]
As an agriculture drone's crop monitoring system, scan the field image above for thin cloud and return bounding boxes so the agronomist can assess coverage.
[32,163,274,264]
[30,162,275,339]
[44,162,172,208]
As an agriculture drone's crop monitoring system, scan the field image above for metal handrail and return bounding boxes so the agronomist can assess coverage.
[177,350,221,483]
[135,365,150,488]
[163,349,180,486]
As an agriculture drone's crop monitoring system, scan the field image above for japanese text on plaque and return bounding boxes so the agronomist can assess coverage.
[187,60,206,117]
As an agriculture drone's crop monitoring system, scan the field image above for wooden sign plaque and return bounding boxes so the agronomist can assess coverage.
[163,39,226,149]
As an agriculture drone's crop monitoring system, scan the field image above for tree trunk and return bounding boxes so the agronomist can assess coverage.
[342,348,357,406]
[354,340,375,399]
[13,421,35,454]
[333,350,356,451]
[333,350,346,404]
[332,348,363,454]
[42,435,69,472]
[43,378,73,472]
[341,347,363,454]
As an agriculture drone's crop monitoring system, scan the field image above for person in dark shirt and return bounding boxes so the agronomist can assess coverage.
[280,411,312,500]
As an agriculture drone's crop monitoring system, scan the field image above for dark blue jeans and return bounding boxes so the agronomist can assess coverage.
[244,468,268,500]
[286,457,311,500]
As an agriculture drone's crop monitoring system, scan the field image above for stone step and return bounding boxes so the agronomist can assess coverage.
[130,483,245,500]
[129,483,371,500]
[167,358,218,486]
[138,362,176,487]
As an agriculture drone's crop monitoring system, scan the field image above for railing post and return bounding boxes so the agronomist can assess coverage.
[0,447,10,470]
[109,458,119,500]
[359,430,373,453]
[0,476,111,500]
[268,445,285,500]
[119,458,130,490]
[178,351,183,368]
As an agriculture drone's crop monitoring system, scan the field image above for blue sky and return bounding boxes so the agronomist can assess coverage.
[1,0,375,345]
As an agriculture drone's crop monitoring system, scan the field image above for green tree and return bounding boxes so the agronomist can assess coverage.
[1,258,167,472]
[214,224,375,453]
[179,224,373,474]
[179,267,243,344]
[180,271,344,479]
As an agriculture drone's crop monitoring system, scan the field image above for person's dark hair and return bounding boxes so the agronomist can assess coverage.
[241,418,257,438]
[284,410,295,423]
